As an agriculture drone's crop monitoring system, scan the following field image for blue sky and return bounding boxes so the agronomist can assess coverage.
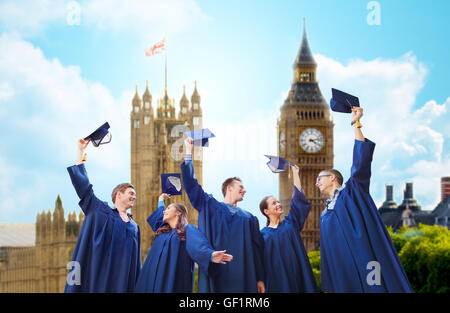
[0,0,449,227]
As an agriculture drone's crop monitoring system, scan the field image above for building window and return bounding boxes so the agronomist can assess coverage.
[144,116,150,125]
[193,116,201,126]
[193,103,199,110]
[134,106,139,113]
[300,73,310,82]
[134,120,139,128]
[144,101,150,110]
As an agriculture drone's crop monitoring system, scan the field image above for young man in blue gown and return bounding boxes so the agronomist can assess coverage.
[318,107,412,293]
[180,138,265,293]
[65,139,141,292]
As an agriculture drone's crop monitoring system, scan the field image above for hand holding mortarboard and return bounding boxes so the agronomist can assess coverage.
[184,137,194,155]
[158,193,171,202]
[184,128,215,147]
[330,88,363,128]
[351,107,363,123]
[77,122,112,164]
[76,138,90,165]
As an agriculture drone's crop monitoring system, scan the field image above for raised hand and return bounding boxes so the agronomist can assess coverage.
[211,250,233,264]
[158,193,171,202]
[78,138,90,152]
[352,107,363,122]
[76,139,90,165]
[184,137,194,155]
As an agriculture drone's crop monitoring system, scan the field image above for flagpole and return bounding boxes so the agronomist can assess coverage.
[164,37,167,111]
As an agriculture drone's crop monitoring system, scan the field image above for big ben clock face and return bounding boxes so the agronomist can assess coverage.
[300,128,324,153]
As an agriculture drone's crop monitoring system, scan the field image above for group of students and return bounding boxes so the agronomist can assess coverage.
[65,107,412,293]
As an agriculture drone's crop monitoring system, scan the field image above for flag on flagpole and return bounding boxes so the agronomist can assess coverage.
[145,38,166,56]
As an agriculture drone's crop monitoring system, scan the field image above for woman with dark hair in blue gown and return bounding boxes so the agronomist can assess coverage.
[134,193,233,293]
[259,164,318,293]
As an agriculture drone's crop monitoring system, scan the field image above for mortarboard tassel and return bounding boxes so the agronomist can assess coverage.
[81,153,87,163]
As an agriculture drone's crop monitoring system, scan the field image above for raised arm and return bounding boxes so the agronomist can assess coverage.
[349,107,376,192]
[180,138,215,212]
[147,193,170,232]
[285,165,311,231]
[67,139,103,215]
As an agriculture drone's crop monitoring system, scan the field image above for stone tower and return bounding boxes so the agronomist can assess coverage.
[278,21,334,252]
[130,80,203,258]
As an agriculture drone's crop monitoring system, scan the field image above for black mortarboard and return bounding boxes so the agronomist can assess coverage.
[160,173,182,195]
[184,128,215,147]
[84,122,112,147]
[330,88,360,113]
[264,155,294,173]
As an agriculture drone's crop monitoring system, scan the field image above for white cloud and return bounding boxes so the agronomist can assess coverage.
[0,0,209,40]
[314,52,449,210]
[0,33,134,221]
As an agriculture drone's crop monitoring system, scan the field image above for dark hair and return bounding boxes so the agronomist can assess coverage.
[324,169,344,186]
[111,183,135,203]
[259,196,272,227]
[155,203,188,241]
[221,177,242,197]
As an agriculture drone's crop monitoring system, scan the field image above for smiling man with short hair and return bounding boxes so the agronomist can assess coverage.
[318,107,412,293]
[65,138,141,293]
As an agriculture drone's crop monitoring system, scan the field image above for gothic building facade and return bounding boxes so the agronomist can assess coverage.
[0,196,82,292]
[130,81,203,257]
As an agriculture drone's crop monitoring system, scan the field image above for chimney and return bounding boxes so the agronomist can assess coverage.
[404,182,413,200]
[386,184,394,201]
[442,177,450,202]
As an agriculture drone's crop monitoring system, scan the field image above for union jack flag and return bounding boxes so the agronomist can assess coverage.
[145,38,166,56]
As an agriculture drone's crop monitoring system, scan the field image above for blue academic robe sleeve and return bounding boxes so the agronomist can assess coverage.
[285,186,311,231]
[147,201,166,232]
[350,139,376,193]
[180,159,215,212]
[185,225,216,275]
[251,216,265,282]
[67,163,105,215]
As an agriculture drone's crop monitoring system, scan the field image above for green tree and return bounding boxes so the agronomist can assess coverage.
[308,224,449,293]
[307,249,321,289]
[390,224,450,293]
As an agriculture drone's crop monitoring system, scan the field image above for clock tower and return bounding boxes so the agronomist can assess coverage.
[278,21,334,252]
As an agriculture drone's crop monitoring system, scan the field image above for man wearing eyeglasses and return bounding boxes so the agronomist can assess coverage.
[316,107,412,293]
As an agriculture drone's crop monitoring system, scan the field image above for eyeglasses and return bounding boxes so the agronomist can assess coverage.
[316,174,332,183]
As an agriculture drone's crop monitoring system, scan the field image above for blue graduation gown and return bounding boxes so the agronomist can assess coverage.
[65,164,141,293]
[134,202,216,293]
[181,160,265,293]
[320,139,412,293]
[260,186,318,293]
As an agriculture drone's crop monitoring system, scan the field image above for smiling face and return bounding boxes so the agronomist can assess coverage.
[228,180,246,203]
[263,196,283,218]
[116,187,136,209]
[315,171,336,197]
[163,204,181,225]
